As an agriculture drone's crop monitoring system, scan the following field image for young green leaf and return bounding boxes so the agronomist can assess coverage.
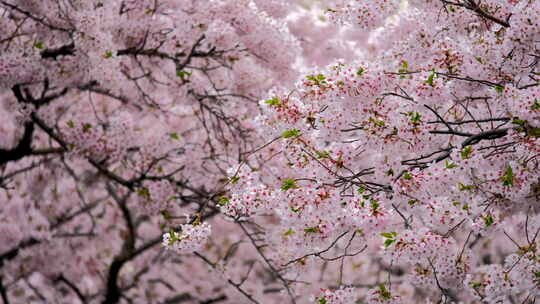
[501,166,514,186]
[460,145,473,159]
[229,176,240,184]
[281,178,298,191]
[531,99,540,111]
[484,215,494,227]
[445,160,457,169]
[265,97,281,107]
[425,73,435,86]
[383,238,396,248]
[402,171,413,180]
[34,41,45,49]
[282,129,301,138]
[304,227,320,233]
[218,196,230,206]
[317,297,327,304]
[283,228,295,236]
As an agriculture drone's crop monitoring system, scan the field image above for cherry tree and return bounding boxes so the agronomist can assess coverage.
[0,0,539,304]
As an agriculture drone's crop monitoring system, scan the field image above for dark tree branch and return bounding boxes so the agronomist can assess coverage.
[0,122,35,166]
[282,231,351,267]
[55,275,86,304]
[0,277,9,304]
[0,238,39,267]
[237,221,297,304]
[440,0,510,28]
[41,43,75,59]
[194,252,260,304]
[199,295,227,304]
[102,187,136,304]
[460,128,509,147]
[0,1,71,32]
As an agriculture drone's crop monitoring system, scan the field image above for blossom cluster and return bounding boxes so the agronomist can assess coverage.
[162,223,212,254]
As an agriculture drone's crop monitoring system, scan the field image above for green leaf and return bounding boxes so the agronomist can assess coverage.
[529,127,540,138]
[358,200,365,208]
[371,200,380,211]
[176,70,192,80]
[281,178,298,191]
[169,133,180,140]
[445,160,457,169]
[281,129,301,139]
[408,111,422,125]
[402,171,413,180]
[531,99,540,111]
[425,73,435,86]
[284,228,295,236]
[383,238,396,248]
[265,97,281,107]
[34,41,45,49]
[306,74,327,86]
[494,85,505,93]
[306,74,326,83]
[380,232,397,239]
[381,231,397,248]
[316,150,331,159]
[357,186,366,194]
[137,187,150,198]
[458,183,475,191]
[501,166,514,186]
[317,297,327,304]
[82,123,92,133]
[471,282,482,289]
[484,215,494,227]
[407,199,417,206]
[290,206,301,213]
[475,56,483,64]
[397,60,410,79]
[369,117,385,127]
[166,231,178,244]
[378,284,392,299]
[218,196,230,206]
[229,176,240,184]
[304,226,320,233]
[104,51,114,59]
[167,230,188,244]
[356,67,365,76]
[512,118,527,126]
[401,60,409,70]
[161,210,172,219]
[460,145,473,159]
[66,120,75,128]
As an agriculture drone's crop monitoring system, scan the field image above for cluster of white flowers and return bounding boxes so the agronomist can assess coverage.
[162,223,212,253]
[312,287,357,304]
